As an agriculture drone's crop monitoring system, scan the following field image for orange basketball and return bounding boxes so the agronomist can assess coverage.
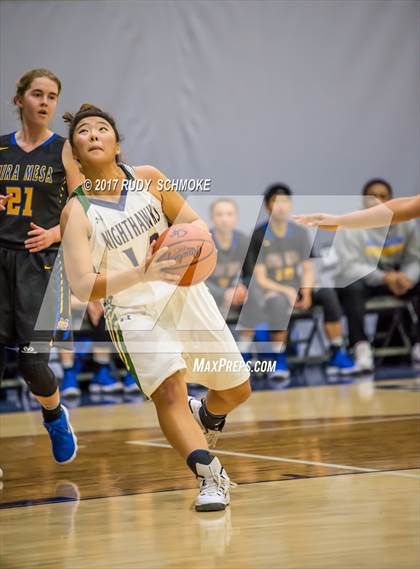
[153,223,217,286]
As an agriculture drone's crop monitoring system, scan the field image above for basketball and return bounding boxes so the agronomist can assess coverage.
[153,223,217,286]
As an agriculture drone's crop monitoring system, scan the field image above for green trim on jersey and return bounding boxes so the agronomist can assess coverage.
[72,185,91,213]
[105,309,145,398]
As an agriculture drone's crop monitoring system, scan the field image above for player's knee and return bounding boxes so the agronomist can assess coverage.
[266,295,288,313]
[265,295,292,329]
[152,372,185,406]
[18,347,57,397]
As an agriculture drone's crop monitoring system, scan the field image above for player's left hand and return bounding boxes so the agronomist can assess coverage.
[295,289,312,310]
[293,213,339,231]
[24,222,56,253]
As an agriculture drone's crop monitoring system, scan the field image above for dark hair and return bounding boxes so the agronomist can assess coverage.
[63,104,121,162]
[14,68,61,120]
[362,178,393,198]
[210,198,238,214]
[264,183,292,205]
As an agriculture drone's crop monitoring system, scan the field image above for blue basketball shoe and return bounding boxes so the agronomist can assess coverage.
[326,347,357,376]
[60,369,81,397]
[123,372,140,394]
[268,352,290,381]
[90,365,123,393]
[44,405,78,464]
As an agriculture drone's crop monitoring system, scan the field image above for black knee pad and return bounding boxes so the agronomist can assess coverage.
[18,346,58,397]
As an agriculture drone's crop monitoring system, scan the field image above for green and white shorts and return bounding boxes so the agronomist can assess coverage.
[105,283,249,398]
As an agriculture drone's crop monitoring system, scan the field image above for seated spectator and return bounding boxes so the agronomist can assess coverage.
[335,179,420,371]
[242,183,355,380]
[207,198,250,323]
[60,297,138,396]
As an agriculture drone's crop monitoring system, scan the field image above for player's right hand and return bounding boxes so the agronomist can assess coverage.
[141,243,179,283]
[384,271,411,297]
[0,193,12,211]
[292,213,339,231]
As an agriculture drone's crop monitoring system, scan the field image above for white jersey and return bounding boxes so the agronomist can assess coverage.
[74,163,176,310]
[72,164,248,397]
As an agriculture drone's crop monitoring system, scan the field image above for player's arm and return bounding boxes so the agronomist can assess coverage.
[293,195,419,230]
[386,195,420,224]
[331,197,414,228]
[297,225,315,307]
[24,142,85,252]
[62,140,84,195]
[296,260,314,309]
[60,199,177,302]
[134,165,210,233]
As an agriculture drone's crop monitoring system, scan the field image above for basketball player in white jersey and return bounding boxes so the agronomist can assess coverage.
[60,105,251,511]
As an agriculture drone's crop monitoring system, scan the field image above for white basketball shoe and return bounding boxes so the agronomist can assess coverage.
[195,456,235,512]
[354,341,374,372]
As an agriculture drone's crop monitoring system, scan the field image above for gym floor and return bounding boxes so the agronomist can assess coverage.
[1,365,419,568]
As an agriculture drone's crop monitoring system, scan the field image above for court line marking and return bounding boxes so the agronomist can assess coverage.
[126,440,420,479]
[143,415,420,443]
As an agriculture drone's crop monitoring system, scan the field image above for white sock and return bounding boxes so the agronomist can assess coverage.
[272,342,286,354]
[93,354,111,365]
[239,335,253,354]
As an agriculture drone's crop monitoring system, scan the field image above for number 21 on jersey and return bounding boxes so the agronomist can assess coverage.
[4,186,34,216]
